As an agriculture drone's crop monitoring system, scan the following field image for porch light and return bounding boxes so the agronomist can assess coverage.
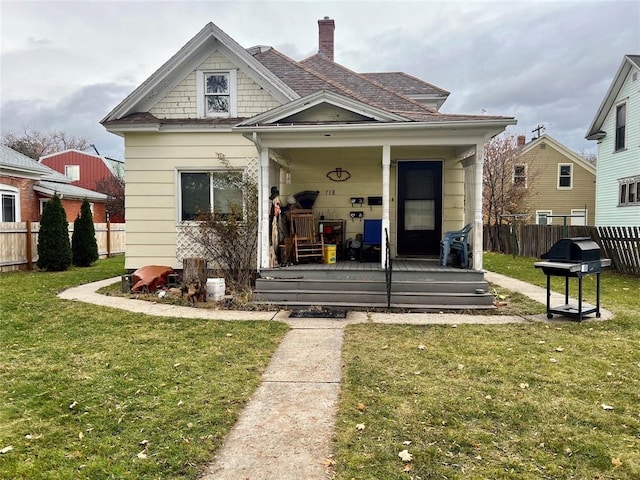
[286,171,291,184]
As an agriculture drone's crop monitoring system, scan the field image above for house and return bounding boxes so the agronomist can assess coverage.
[586,54,640,226]
[517,134,596,225]
[0,145,108,223]
[101,18,516,278]
[39,149,125,222]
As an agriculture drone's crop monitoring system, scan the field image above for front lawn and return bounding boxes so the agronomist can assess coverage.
[0,257,288,479]
[334,254,640,479]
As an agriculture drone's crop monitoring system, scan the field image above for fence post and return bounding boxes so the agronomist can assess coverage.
[26,220,33,271]
[106,220,111,258]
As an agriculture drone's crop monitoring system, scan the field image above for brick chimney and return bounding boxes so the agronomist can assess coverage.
[517,135,526,146]
[318,16,335,61]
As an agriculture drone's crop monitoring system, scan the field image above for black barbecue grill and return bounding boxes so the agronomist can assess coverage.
[534,237,611,320]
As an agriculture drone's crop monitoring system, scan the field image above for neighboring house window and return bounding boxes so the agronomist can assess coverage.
[513,164,527,187]
[536,210,552,225]
[0,185,20,222]
[618,175,640,206]
[65,165,80,181]
[615,103,626,151]
[570,209,587,226]
[196,70,237,117]
[179,171,244,221]
[558,164,573,188]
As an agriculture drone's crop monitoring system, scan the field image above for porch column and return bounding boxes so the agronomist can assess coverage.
[472,143,484,270]
[381,144,391,268]
[259,147,271,269]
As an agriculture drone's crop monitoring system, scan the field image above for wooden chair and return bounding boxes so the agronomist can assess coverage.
[290,209,324,263]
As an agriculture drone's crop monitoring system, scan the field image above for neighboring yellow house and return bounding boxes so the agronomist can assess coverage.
[102,18,516,272]
[518,134,596,226]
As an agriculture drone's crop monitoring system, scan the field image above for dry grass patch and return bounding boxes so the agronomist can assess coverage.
[334,254,640,479]
[0,257,288,479]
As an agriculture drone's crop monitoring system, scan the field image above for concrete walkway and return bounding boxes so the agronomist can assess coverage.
[57,273,612,480]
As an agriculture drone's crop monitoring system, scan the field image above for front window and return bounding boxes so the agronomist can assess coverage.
[514,164,527,187]
[1,186,19,222]
[65,165,80,181]
[536,210,552,225]
[180,171,244,221]
[615,103,626,151]
[197,70,237,118]
[558,164,572,188]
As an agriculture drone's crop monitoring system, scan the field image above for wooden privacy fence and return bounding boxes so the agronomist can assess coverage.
[0,221,126,272]
[484,224,640,276]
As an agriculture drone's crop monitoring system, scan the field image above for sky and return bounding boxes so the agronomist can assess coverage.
[1,0,639,160]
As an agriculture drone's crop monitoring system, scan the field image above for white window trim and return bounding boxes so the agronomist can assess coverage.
[196,69,237,118]
[0,184,20,222]
[557,163,573,189]
[65,164,80,181]
[614,101,627,152]
[570,209,587,226]
[536,210,552,225]
[618,174,640,206]
[176,168,246,223]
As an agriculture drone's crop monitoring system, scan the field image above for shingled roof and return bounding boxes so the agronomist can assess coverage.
[252,49,510,124]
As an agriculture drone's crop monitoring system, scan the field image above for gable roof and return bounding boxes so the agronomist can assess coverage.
[254,49,512,124]
[102,21,515,130]
[0,145,107,201]
[101,22,298,123]
[586,54,640,139]
[236,90,410,127]
[520,134,596,175]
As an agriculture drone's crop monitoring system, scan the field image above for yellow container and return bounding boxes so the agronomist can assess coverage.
[323,244,337,264]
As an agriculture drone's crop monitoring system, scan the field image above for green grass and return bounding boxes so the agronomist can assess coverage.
[0,257,289,479]
[334,254,640,479]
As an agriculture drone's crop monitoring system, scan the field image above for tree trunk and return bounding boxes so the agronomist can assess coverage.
[183,257,208,303]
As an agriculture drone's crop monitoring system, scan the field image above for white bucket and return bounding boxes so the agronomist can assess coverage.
[206,278,225,301]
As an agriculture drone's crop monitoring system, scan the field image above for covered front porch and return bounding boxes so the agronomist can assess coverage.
[242,126,500,274]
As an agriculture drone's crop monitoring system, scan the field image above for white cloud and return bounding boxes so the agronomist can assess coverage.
[1,0,639,158]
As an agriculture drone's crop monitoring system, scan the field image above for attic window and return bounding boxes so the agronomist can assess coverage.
[197,70,237,118]
[65,165,80,181]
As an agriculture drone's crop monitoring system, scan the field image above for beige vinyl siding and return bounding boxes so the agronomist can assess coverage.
[150,51,281,119]
[279,146,464,256]
[124,132,258,269]
[520,143,596,224]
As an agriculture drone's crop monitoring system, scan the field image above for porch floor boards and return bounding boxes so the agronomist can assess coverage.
[269,258,448,272]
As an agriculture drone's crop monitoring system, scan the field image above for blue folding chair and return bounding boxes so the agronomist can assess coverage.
[360,219,382,262]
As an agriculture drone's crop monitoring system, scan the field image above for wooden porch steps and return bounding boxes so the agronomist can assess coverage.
[253,270,495,310]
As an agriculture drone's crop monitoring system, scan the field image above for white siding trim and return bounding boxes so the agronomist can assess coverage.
[0,184,20,222]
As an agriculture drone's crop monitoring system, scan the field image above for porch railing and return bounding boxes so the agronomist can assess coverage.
[384,227,393,309]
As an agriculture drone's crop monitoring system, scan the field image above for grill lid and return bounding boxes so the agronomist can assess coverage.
[541,237,601,263]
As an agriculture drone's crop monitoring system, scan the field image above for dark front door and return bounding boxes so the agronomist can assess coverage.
[397,161,442,256]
